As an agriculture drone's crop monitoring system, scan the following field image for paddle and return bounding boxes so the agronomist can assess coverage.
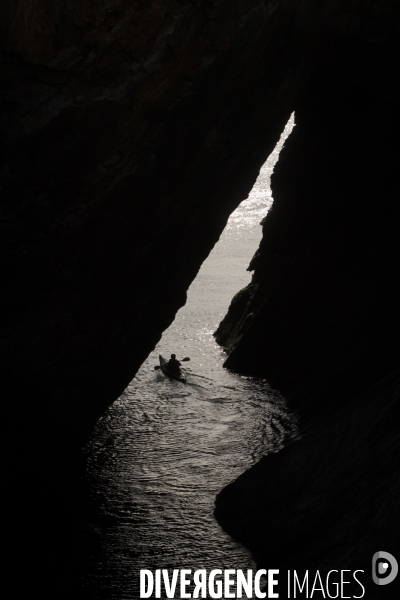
[154,357,190,370]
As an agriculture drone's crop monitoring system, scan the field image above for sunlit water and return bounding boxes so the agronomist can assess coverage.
[80,117,296,598]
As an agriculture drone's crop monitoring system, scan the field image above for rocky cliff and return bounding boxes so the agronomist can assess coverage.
[214,2,400,596]
[2,0,400,597]
[216,55,400,411]
[215,368,400,598]
[1,0,331,459]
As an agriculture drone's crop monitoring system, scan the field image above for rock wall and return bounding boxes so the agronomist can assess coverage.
[214,2,400,593]
[1,0,339,460]
[215,368,400,598]
[216,15,400,413]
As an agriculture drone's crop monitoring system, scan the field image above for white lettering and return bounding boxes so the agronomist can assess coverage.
[193,570,207,599]
[180,569,192,598]
[326,570,339,599]
[155,569,161,598]
[209,570,223,599]
[353,570,365,599]
[142,567,366,600]
[341,570,351,598]
[294,571,309,597]
[254,569,267,599]
[162,570,179,598]
[237,570,253,598]
[224,570,236,598]
[140,570,153,599]
[311,572,326,598]
[268,569,279,598]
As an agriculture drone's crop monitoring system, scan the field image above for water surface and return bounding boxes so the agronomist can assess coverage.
[81,117,296,598]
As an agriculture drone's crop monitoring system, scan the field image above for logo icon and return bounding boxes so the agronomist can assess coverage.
[372,552,398,585]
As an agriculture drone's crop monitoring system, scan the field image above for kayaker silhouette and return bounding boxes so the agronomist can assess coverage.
[167,354,181,373]
[155,354,190,381]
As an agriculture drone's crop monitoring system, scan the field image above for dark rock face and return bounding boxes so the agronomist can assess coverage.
[216,32,400,413]
[2,0,327,459]
[214,2,400,590]
[215,369,400,598]
[2,0,400,596]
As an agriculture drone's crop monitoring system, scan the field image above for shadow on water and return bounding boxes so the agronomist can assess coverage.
[78,117,296,598]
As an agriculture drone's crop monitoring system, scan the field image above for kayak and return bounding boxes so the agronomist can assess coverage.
[159,354,186,383]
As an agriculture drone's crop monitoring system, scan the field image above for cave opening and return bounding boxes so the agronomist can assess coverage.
[77,116,296,597]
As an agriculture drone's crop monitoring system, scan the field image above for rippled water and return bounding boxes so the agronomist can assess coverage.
[81,117,296,598]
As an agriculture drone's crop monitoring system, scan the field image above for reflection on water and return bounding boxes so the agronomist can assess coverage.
[226,115,294,234]
[80,116,296,598]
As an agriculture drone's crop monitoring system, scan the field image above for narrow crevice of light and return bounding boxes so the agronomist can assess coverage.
[81,113,297,599]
